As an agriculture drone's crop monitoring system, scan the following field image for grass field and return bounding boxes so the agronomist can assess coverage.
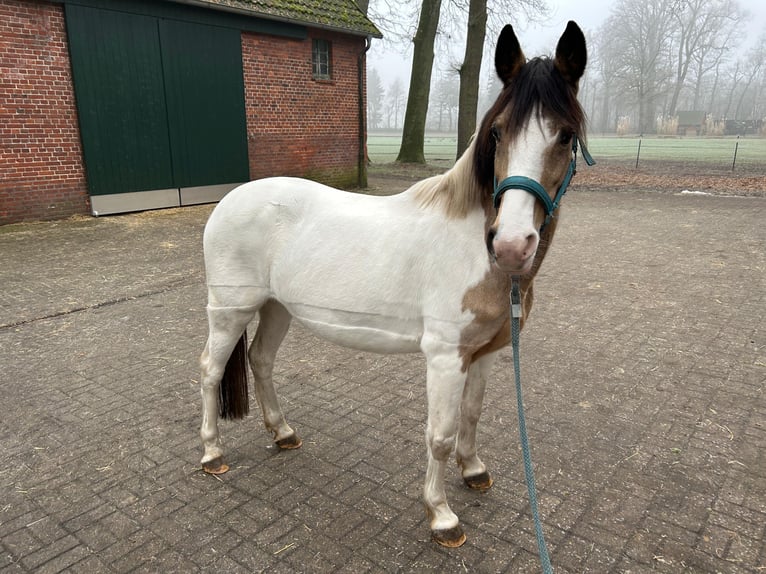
[368,133,766,171]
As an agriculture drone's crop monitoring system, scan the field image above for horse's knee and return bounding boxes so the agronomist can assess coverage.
[428,432,456,460]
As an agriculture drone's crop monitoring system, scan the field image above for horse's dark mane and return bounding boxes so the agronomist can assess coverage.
[473,57,586,192]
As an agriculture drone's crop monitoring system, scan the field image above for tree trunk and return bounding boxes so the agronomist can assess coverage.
[600,84,611,133]
[692,58,704,110]
[667,30,687,116]
[396,0,442,163]
[455,0,487,160]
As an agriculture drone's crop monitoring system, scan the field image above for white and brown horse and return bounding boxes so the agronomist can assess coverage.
[199,22,588,547]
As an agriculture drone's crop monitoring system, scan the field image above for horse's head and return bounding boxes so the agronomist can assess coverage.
[476,22,588,274]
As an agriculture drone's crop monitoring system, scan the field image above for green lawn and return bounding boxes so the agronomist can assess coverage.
[368,133,766,170]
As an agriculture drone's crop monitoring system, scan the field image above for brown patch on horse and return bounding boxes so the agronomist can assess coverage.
[457,267,510,372]
[459,270,542,372]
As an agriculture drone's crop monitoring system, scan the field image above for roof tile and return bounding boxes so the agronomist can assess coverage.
[194,0,381,37]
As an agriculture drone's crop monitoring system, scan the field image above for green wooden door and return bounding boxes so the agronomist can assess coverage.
[65,4,175,197]
[65,4,249,214]
[160,20,249,189]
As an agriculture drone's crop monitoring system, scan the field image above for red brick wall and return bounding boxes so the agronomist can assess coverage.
[242,29,367,188]
[0,0,89,224]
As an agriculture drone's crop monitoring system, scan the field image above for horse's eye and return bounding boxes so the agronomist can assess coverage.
[490,125,500,141]
[559,130,574,146]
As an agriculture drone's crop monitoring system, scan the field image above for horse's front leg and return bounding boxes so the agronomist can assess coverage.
[456,352,498,491]
[422,341,468,547]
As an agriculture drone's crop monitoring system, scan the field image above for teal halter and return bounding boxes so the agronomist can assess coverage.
[493,137,595,231]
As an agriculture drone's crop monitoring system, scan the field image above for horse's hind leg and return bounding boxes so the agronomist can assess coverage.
[200,305,257,473]
[456,352,497,491]
[248,299,301,449]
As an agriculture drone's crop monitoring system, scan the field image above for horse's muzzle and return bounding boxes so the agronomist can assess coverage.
[487,227,538,273]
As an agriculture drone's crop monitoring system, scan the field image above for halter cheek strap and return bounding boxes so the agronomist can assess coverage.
[493,137,596,232]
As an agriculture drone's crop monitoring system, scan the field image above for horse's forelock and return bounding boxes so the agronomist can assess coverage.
[473,57,585,192]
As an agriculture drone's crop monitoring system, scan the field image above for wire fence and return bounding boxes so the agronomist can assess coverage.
[368,133,766,175]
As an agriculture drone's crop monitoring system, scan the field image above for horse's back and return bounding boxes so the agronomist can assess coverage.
[202,177,395,309]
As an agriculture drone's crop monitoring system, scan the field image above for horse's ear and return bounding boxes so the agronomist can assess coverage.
[495,25,526,85]
[554,21,587,88]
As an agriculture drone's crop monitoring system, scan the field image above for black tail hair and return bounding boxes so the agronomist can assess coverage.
[219,331,249,419]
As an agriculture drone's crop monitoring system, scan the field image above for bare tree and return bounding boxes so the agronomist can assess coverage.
[666,0,744,116]
[583,0,764,132]
[691,23,736,111]
[733,34,766,120]
[368,68,386,129]
[430,72,460,130]
[455,0,486,158]
[454,0,548,158]
[590,30,624,132]
[371,0,548,163]
[607,0,679,132]
[396,0,443,163]
[385,78,407,128]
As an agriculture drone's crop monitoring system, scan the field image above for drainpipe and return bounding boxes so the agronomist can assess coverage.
[358,36,372,188]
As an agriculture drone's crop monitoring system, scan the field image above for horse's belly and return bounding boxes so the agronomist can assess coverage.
[287,303,423,354]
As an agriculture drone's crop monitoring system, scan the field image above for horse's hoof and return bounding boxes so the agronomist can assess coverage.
[432,525,467,547]
[275,433,302,450]
[463,471,493,491]
[202,457,229,474]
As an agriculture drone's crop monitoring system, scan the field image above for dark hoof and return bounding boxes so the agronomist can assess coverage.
[202,456,229,475]
[276,433,302,450]
[432,525,467,547]
[464,471,493,491]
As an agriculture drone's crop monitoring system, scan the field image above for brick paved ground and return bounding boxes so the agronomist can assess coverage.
[0,185,764,573]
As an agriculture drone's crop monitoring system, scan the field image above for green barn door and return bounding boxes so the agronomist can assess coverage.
[160,20,249,205]
[66,4,250,215]
[65,4,177,213]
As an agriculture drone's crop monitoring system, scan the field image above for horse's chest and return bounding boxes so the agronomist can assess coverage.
[457,270,517,369]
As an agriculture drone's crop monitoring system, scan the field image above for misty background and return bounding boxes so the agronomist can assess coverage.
[365,0,766,136]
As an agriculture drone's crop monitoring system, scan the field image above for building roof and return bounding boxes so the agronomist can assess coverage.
[180,0,382,38]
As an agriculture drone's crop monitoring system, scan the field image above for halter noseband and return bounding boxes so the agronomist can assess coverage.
[493,137,596,231]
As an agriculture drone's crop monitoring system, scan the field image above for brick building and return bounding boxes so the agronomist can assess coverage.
[0,0,380,223]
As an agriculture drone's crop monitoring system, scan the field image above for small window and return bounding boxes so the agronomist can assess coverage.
[312,39,331,80]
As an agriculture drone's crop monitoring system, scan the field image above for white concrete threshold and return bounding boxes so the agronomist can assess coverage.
[90,183,242,216]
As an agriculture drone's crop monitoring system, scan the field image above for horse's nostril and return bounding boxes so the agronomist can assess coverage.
[486,228,497,253]
[523,233,536,258]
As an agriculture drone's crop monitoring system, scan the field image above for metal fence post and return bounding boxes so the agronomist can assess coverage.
[635,137,642,169]
[732,137,739,172]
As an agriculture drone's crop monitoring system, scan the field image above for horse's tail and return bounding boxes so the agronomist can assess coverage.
[219,331,249,420]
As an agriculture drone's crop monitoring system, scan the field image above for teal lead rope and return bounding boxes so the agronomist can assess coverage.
[511,278,553,574]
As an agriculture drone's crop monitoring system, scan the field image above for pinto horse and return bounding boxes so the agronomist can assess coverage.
[199,22,588,547]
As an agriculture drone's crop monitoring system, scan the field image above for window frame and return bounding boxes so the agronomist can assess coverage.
[311,38,332,81]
